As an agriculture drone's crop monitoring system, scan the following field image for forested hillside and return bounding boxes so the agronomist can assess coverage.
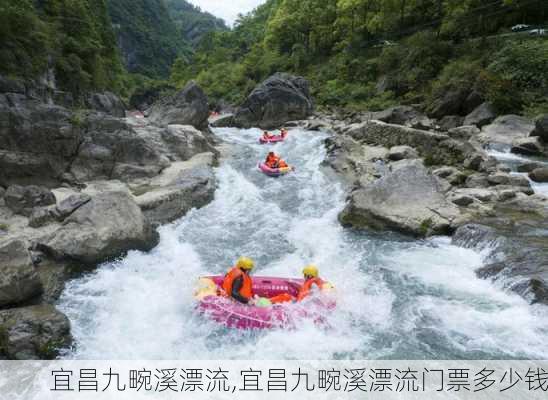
[172,0,548,115]
[0,0,125,96]
[165,0,227,46]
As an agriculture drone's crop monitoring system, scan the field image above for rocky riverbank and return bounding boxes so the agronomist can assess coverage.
[303,105,548,305]
[0,76,218,359]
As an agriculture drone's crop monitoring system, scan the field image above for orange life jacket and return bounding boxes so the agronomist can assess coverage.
[222,267,253,300]
[297,277,324,301]
[265,155,279,168]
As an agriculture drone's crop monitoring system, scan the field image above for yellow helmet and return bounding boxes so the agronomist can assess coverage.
[303,264,319,278]
[236,256,255,270]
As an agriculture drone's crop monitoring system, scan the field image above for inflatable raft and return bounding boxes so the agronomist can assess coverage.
[259,133,286,144]
[258,162,293,177]
[195,276,336,330]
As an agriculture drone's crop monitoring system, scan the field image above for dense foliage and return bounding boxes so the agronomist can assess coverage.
[165,0,227,46]
[0,0,125,96]
[172,0,548,114]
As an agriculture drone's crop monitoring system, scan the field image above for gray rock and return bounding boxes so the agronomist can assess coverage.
[148,81,209,129]
[85,92,125,118]
[0,305,71,359]
[0,186,5,199]
[433,166,466,185]
[388,145,418,161]
[429,89,469,118]
[448,125,480,140]
[454,188,495,202]
[463,91,484,114]
[466,173,490,188]
[234,73,313,129]
[438,115,464,131]
[210,113,235,128]
[372,106,422,126]
[28,206,57,228]
[339,161,460,237]
[531,114,548,142]
[517,162,544,173]
[55,193,91,220]
[511,136,544,156]
[452,194,474,207]
[36,191,159,265]
[4,185,56,216]
[161,125,215,161]
[345,120,474,167]
[480,115,535,145]
[530,168,548,183]
[497,189,517,202]
[0,239,42,307]
[463,102,497,128]
[136,162,216,225]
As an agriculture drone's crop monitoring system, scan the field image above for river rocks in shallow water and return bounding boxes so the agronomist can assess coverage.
[0,305,71,359]
[479,115,535,145]
[463,102,497,128]
[451,194,475,207]
[388,145,418,161]
[487,172,530,187]
[529,167,548,183]
[339,161,459,237]
[147,81,209,129]
[36,191,159,265]
[453,188,495,202]
[511,136,544,156]
[4,185,56,217]
[234,73,313,129]
[531,114,548,142]
[0,239,42,307]
[210,113,235,128]
[465,173,490,188]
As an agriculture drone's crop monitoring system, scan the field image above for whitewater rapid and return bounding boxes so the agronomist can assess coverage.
[58,127,548,360]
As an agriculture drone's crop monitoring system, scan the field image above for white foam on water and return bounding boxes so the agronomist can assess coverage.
[57,127,548,361]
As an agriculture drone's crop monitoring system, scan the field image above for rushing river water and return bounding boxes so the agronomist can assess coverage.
[58,127,548,360]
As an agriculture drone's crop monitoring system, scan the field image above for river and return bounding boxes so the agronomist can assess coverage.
[57,127,548,360]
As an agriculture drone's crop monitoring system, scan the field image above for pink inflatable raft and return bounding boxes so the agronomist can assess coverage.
[259,132,287,144]
[195,276,336,330]
[258,162,293,177]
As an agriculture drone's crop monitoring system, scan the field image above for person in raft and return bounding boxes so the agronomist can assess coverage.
[269,264,325,304]
[222,256,255,304]
[262,130,274,141]
[280,128,288,137]
[264,151,289,169]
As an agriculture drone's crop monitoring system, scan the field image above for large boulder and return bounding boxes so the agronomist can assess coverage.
[388,145,418,161]
[530,167,548,183]
[0,305,71,359]
[147,81,209,129]
[36,191,159,265]
[160,125,215,161]
[234,73,313,129]
[531,114,548,142]
[339,161,460,236]
[129,84,175,112]
[135,153,216,225]
[4,185,56,216]
[0,239,42,307]
[511,136,544,156]
[210,113,235,128]
[429,89,469,118]
[85,92,125,118]
[480,115,535,145]
[463,102,497,128]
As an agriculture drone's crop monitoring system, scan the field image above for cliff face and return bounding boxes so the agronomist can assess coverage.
[106,0,190,78]
[106,0,227,78]
[165,0,228,46]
